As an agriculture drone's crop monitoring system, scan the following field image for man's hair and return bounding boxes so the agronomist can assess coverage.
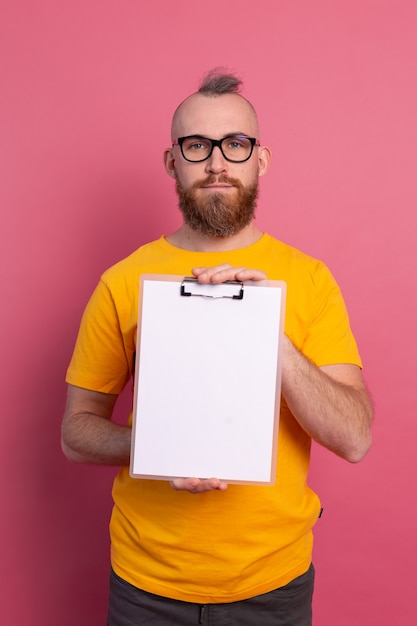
[198,68,242,96]
[171,68,258,140]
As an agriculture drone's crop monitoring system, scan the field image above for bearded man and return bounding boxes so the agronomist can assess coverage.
[62,68,373,626]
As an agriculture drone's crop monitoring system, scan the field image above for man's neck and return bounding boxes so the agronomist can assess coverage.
[166,223,264,252]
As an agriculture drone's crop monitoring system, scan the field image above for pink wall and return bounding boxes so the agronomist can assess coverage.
[1,1,416,624]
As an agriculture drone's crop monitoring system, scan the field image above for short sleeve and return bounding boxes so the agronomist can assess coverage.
[301,264,362,368]
[66,278,133,394]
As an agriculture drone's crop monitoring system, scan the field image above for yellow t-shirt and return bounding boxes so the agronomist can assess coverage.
[66,233,361,603]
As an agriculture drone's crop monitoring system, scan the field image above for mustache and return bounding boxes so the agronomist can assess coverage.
[192,175,244,190]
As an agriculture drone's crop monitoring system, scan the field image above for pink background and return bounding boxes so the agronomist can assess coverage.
[1,1,416,624]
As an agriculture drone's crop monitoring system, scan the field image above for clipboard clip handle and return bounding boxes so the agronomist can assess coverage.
[180,277,244,300]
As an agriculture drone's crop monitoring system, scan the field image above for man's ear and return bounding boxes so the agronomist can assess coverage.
[163,148,176,179]
[257,146,272,177]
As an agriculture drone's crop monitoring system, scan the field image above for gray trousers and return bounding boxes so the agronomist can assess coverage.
[107,564,315,626]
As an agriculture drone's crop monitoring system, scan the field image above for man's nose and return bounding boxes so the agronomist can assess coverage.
[205,145,228,174]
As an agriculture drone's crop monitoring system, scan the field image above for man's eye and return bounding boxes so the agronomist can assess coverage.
[189,142,204,150]
[227,140,244,149]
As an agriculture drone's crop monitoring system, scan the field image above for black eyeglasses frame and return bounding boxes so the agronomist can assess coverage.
[173,135,259,163]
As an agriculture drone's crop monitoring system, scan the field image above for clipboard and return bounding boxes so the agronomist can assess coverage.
[130,274,286,485]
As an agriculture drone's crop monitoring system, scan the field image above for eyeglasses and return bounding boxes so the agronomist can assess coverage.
[173,135,260,163]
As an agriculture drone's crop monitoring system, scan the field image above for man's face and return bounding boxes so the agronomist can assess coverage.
[165,93,271,238]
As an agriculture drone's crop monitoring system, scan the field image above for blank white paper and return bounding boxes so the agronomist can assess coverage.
[130,276,286,484]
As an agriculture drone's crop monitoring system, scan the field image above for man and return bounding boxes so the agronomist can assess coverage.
[62,69,373,625]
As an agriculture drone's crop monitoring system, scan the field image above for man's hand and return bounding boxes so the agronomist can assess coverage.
[192,264,267,284]
[169,477,228,494]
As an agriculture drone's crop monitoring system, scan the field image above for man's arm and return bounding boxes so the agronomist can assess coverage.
[61,384,228,493]
[192,264,373,466]
[62,264,373,487]
[61,384,131,465]
[281,336,373,463]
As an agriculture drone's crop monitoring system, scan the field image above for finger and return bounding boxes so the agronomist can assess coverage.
[169,477,228,493]
[193,265,248,284]
[234,268,267,282]
[193,266,267,284]
[170,478,199,491]
[192,265,233,283]
[191,267,208,277]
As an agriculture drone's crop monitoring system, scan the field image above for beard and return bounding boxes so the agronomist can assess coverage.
[175,174,259,238]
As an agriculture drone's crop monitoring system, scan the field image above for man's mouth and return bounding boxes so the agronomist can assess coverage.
[201,183,233,189]
[199,177,235,190]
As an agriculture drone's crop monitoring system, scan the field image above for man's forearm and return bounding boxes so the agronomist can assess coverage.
[61,412,131,466]
[281,336,373,462]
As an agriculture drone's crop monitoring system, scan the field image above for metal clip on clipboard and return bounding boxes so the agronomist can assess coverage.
[180,277,244,300]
